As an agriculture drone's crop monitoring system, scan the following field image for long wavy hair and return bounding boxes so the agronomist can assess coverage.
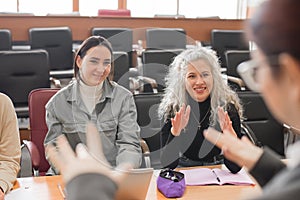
[158,47,243,126]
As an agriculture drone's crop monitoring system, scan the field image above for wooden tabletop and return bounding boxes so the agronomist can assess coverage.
[7,166,262,200]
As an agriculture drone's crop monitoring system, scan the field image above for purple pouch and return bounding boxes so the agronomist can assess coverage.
[157,168,186,198]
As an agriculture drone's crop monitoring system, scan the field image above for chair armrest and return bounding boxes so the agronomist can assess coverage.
[49,77,62,88]
[140,139,150,155]
[22,140,41,175]
[227,75,246,88]
[137,76,158,92]
[140,139,151,168]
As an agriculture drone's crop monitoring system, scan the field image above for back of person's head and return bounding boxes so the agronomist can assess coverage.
[248,0,300,61]
[73,36,114,80]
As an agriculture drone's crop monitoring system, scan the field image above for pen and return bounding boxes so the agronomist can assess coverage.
[57,183,66,199]
[212,170,221,182]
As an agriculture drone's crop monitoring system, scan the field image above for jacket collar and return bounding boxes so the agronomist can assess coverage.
[66,79,113,103]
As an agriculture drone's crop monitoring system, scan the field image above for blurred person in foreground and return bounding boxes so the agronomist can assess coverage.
[204,0,300,199]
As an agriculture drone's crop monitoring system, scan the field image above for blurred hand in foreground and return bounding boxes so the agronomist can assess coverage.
[46,123,132,185]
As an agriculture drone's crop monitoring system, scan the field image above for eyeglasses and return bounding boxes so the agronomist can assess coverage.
[237,55,279,92]
[237,60,261,92]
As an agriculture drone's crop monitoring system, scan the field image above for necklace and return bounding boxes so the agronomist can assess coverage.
[191,107,211,130]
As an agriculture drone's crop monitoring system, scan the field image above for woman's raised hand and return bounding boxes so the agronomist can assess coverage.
[171,103,191,136]
[218,106,236,137]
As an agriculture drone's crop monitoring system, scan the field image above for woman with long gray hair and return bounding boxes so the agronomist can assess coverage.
[159,47,243,173]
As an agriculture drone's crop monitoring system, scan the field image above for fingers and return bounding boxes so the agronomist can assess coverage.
[241,135,255,146]
[46,143,64,173]
[56,135,76,163]
[203,128,224,147]
[45,135,76,173]
[185,105,191,120]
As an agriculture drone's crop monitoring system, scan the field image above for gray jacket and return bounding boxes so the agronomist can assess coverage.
[44,79,142,168]
[249,147,300,200]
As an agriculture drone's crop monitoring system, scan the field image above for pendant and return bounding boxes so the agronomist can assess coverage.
[198,125,201,130]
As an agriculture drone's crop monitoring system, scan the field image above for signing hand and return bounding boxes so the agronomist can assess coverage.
[204,127,263,171]
[171,104,191,136]
[0,189,4,200]
[46,123,132,185]
[218,106,236,137]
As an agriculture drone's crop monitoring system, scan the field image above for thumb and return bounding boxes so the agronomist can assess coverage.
[75,143,90,159]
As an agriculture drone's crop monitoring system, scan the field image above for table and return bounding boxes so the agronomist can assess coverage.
[7,166,261,200]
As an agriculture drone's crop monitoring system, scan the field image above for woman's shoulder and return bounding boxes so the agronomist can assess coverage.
[46,83,74,106]
[0,92,12,104]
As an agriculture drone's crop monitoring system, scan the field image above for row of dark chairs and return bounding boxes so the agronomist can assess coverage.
[0,50,130,118]
[0,48,251,119]
[1,27,250,68]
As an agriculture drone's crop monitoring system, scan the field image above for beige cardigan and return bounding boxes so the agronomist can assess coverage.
[0,93,21,193]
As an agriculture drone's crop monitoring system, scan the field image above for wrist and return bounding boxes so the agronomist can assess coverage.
[171,127,181,136]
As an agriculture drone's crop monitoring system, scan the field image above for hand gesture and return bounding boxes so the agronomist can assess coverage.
[218,106,236,137]
[0,189,4,200]
[171,103,191,136]
[46,123,132,185]
[204,127,263,170]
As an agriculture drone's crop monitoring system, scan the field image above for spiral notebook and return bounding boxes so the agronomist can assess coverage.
[180,168,255,186]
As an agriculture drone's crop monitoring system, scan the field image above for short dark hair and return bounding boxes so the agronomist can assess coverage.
[248,0,300,60]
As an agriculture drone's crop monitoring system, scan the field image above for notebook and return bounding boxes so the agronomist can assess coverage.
[115,168,154,200]
[180,168,255,186]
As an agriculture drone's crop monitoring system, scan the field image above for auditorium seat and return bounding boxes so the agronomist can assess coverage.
[211,29,249,68]
[97,9,131,17]
[29,26,74,79]
[146,28,186,50]
[141,49,183,92]
[0,29,12,50]
[91,27,134,67]
[238,91,285,156]
[0,50,50,118]
[134,93,164,169]
[112,51,130,89]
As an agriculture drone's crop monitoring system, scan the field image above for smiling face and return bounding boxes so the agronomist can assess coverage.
[76,45,112,86]
[185,59,213,102]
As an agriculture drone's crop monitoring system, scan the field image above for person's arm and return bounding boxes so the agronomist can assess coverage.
[44,100,63,175]
[249,147,286,187]
[115,94,142,168]
[44,101,63,146]
[204,127,263,175]
[0,94,21,194]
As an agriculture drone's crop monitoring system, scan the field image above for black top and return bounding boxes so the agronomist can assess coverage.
[160,96,242,173]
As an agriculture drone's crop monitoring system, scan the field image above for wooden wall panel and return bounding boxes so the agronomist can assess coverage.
[1,16,246,44]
